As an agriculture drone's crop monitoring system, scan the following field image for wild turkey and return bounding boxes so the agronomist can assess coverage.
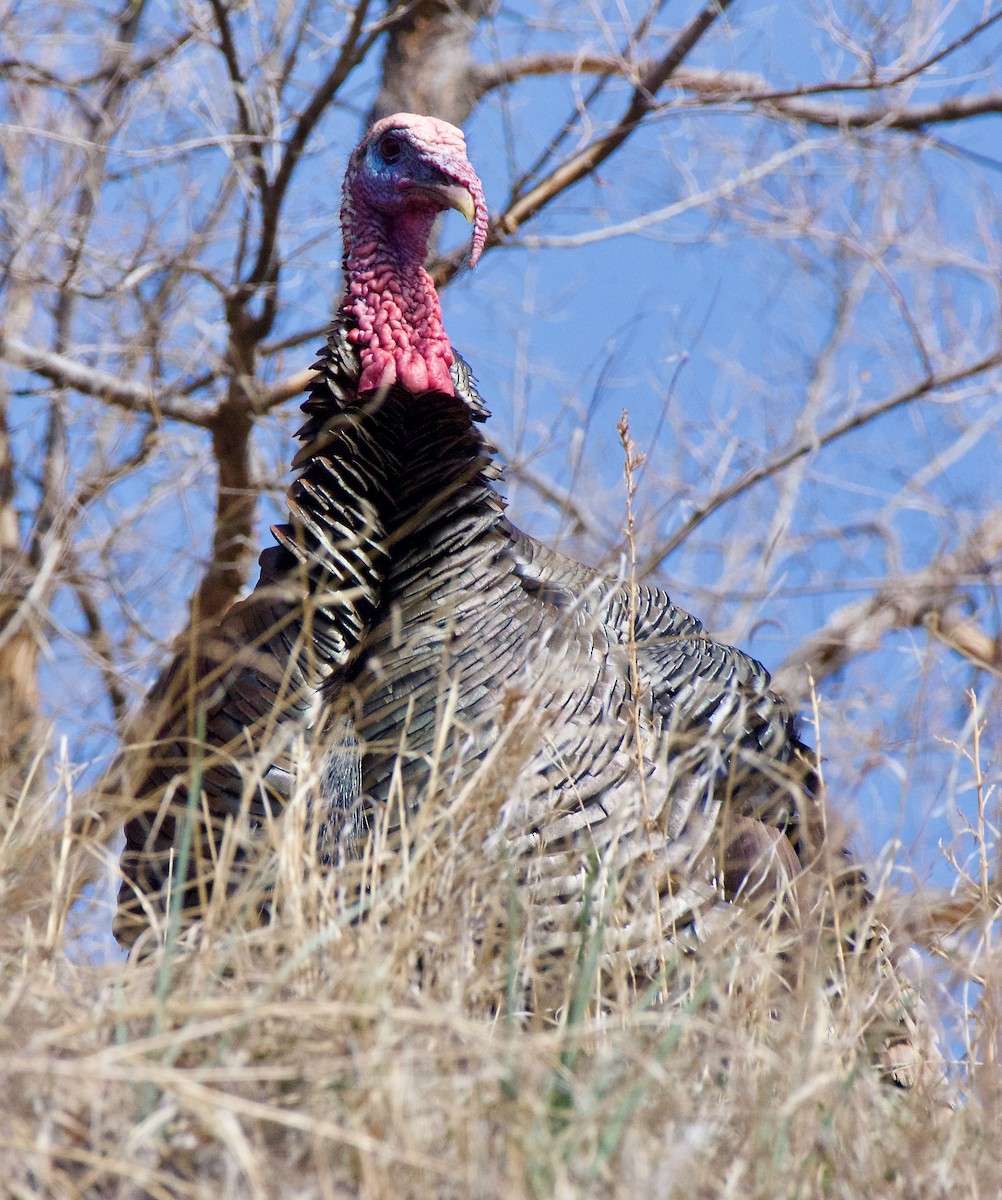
[114,116,928,1084]
[113,110,840,937]
[304,119,826,955]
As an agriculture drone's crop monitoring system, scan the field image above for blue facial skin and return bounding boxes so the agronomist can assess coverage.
[362,133,457,214]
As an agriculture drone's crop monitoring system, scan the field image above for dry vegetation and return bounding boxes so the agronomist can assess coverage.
[1,704,999,1198]
[3,0,1002,1194]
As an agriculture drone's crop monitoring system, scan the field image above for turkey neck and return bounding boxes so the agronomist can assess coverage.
[342,203,456,396]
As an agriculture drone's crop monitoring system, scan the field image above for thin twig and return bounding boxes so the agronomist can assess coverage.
[432,0,737,287]
[773,507,1002,698]
[641,348,1002,575]
[0,334,213,425]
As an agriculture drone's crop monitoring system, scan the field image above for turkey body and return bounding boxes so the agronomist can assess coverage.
[303,322,817,955]
[117,308,811,950]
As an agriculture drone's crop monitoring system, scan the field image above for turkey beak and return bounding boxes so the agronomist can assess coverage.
[441,185,476,224]
[415,183,476,223]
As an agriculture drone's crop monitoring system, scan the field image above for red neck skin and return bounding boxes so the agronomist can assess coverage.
[342,202,455,397]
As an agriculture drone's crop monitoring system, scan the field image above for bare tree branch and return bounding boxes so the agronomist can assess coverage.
[640,348,1002,577]
[499,0,737,235]
[760,92,1002,132]
[473,56,1002,133]
[775,509,1002,700]
[0,330,322,422]
[66,557,129,723]
[0,333,213,426]
[472,52,642,98]
[0,402,43,787]
[474,3,1002,108]
[432,0,737,286]
[246,0,387,306]
[209,0,268,202]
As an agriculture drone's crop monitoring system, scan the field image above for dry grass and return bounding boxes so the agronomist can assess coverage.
[1,717,999,1200]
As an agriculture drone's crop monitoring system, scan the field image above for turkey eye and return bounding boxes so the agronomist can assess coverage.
[379,136,402,162]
